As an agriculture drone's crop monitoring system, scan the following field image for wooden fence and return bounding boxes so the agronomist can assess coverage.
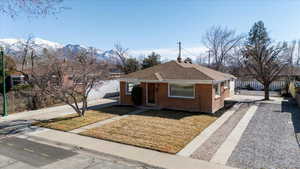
[235,80,287,91]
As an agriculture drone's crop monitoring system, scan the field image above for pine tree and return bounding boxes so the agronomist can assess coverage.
[141,52,161,69]
[247,21,271,46]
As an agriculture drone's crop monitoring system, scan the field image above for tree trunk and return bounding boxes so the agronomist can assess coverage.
[81,98,87,116]
[264,84,270,100]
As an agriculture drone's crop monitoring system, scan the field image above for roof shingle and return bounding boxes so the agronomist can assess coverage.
[121,61,235,82]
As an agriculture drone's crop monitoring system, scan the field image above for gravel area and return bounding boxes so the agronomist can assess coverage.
[227,102,300,169]
[191,103,250,161]
[285,99,300,146]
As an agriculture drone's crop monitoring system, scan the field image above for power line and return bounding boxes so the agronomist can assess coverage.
[182,47,200,58]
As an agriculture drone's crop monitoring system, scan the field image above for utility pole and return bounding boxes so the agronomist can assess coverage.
[1,48,7,116]
[177,41,182,62]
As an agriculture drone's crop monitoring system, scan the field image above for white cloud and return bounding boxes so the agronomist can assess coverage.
[129,46,208,61]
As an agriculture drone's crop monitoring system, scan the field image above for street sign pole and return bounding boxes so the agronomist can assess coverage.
[1,48,7,116]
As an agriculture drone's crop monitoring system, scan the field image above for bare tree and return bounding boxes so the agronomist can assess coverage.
[0,0,65,18]
[113,43,129,66]
[243,43,289,100]
[21,49,108,116]
[112,43,140,74]
[243,21,290,100]
[202,26,244,71]
[296,40,300,66]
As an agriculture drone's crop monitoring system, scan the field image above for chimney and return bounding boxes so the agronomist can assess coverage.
[184,57,192,64]
[177,41,182,62]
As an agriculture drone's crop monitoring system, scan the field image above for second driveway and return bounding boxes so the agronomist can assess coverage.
[227,101,300,169]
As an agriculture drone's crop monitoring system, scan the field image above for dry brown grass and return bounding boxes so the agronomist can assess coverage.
[81,110,217,154]
[35,105,137,131]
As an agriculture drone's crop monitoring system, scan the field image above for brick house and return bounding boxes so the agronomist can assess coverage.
[119,60,236,113]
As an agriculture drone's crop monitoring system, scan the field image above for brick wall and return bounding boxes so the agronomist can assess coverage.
[120,81,228,113]
[212,83,230,113]
[120,81,134,105]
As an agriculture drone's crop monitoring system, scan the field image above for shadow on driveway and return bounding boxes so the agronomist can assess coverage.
[281,98,300,146]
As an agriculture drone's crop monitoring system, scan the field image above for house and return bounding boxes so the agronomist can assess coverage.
[119,59,236,113]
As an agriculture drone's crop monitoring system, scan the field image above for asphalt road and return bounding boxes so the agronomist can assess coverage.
[0,137,77,167]
[0,136,162,169]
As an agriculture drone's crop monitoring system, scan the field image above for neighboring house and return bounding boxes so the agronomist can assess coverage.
[119,60,236,113]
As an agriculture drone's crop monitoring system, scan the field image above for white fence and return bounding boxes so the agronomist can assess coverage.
[235,80,286,91]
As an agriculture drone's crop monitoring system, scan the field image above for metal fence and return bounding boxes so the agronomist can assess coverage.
[235,80,287,91]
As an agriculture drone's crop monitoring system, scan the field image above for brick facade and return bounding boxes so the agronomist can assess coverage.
[120,81,230,113]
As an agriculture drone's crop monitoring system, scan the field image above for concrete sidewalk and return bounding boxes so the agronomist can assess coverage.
[70,109,146,133]
[26,129,236,169]
[0,98,117,123]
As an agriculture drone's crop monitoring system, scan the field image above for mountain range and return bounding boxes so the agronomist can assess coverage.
[0,38,116,61]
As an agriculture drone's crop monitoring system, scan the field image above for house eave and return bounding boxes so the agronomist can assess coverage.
[119,78,232,84]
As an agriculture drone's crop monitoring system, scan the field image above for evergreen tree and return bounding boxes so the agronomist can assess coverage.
[247,21,271,46]
[141,52,161,69]
[123,58,140,74]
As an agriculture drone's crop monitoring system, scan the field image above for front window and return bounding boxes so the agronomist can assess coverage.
[214,83,220,97]
[169,83,195,98]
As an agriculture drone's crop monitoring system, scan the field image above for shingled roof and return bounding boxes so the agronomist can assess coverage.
[121,61,235,82]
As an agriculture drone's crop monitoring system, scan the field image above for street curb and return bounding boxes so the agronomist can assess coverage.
[25,134,164,169]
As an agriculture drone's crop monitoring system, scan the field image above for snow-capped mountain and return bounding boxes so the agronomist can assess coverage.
[0,38,115,61]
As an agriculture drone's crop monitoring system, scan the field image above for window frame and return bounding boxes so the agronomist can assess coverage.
[168,83,195,99]
[125,82,138,95]
[224,80,230,89]
[214,83,221,98]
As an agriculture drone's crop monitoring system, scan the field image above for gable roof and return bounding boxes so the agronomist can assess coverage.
[121,61,235,82]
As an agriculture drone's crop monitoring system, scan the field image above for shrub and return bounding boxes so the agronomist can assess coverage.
[131,85,142,105]
[246,84,254,90]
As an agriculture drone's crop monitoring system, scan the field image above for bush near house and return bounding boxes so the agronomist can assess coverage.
[131,85,143,105]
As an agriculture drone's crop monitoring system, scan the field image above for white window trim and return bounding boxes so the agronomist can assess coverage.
[125,82,138,95]
[168,83,195,99]
[224,80,230,89]
[214,83,221,98]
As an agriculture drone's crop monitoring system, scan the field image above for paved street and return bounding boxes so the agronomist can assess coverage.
[0,99,161,169]
[0,136,162,169]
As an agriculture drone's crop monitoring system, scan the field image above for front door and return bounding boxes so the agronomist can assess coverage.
[147,83,156,105]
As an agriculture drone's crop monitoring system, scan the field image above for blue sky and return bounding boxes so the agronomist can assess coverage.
[1,0,300,58]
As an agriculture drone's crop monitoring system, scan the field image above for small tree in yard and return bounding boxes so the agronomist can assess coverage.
[243,21,289,100]
[22,50,108,116]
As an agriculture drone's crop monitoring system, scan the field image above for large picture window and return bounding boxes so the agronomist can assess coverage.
[169,83,195,98]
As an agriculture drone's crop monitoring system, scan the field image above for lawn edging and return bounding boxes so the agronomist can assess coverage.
[177,103,242,157]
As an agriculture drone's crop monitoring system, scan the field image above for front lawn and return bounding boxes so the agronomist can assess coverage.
[35,105,137,131]
[81,110,217,154]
